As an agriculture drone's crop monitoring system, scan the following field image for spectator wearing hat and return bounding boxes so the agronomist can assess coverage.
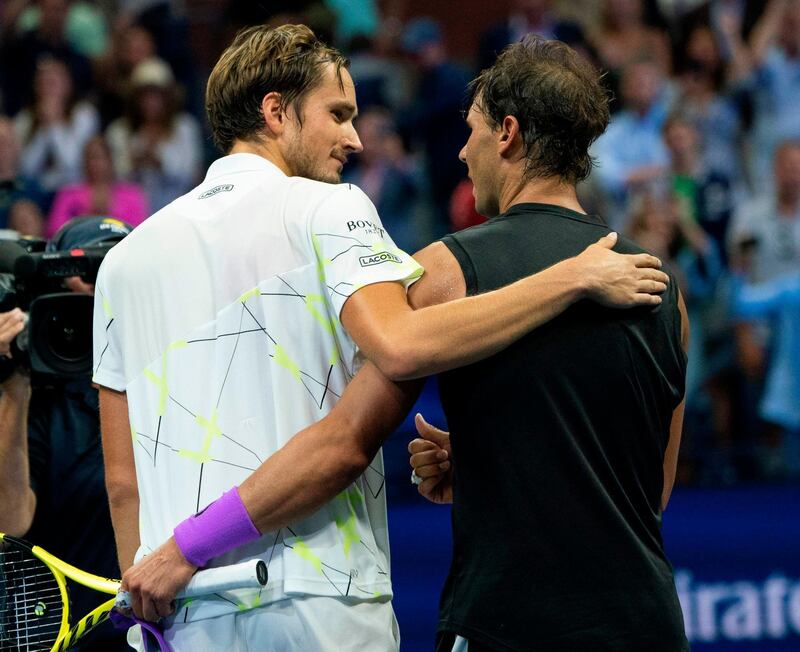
[47,135,149,237]
[0,215,133,652]
[106,57,202,212]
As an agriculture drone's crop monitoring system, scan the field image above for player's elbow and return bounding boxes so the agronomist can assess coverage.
[369,340,425,381]
[105,471,139,509]
[323,419,375,483]
[0,487,36,537]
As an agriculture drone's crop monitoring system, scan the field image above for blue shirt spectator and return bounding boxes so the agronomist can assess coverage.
[733,273,800,436]
[592,60,672,226]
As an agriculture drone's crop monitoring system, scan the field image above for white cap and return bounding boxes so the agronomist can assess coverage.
[130,57,174,89]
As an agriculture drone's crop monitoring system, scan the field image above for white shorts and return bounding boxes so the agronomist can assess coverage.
[127,596,399,651]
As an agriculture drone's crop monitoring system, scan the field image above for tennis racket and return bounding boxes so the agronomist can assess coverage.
[0,533,268,651]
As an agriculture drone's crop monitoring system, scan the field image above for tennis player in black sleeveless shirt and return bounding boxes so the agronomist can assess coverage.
[408,37,689,651]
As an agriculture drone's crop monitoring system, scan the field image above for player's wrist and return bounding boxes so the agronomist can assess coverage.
[173,486,261,568]
[551,257,589,301]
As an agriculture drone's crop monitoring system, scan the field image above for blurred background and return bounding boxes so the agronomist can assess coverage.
[1,0,799,650]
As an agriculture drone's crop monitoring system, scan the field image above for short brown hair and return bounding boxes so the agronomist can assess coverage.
[469,36,610,184]
[206,24,348,153]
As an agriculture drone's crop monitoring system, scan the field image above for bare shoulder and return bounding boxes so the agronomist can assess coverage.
[407,241,466,309]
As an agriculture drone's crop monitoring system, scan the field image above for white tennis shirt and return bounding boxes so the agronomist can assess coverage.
[92,153,423,622]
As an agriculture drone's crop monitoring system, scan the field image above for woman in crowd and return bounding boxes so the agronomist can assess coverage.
[14,56,99,205]
[105,57,202,213]
[46,135,148,236]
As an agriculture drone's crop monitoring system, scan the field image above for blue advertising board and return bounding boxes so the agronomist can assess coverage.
[389,485,800,651]
[665,486,800,651]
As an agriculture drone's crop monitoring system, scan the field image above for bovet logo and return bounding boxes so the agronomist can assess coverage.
[198,184,234,199]
[359,252,402,267]
[347,219,385,238]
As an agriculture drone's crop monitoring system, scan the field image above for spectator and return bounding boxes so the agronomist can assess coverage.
[591,58,672,228]
[47,135,148,236]
[399,17,471,235]
[6,200,45,236]
[735,0,800,187]
[342,107,421,252]
[733,271,800,479]
[0,115,46,233]
[326,0,379,44]
[727,140,800,476]
[105,57,202,212]
[729,140,800,283]
[477,0,583,71]
[627,191,723,401]
[14,0,110,58]
[13,55,99,201]
[449,179,486,232]
[673,23,745,184]
[94,23,157,127]
[664,114,736,260]
[347,33,412,113]
[0,0,93,115]
[591,0,672,79]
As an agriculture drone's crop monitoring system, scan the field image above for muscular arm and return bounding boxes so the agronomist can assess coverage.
[119,363,423,621]
[661,291,689,511]
[342,237,667,381]
[238,365,422,532]
[99,388,140,572]
[0,373,36,536]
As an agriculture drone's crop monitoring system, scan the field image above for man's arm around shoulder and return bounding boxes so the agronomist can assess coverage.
[341,233,669,381]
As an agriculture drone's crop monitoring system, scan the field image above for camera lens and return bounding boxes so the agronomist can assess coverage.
[29,293,94,376]
[45,309,91,362]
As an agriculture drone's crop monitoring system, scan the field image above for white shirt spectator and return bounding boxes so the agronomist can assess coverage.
[14,101,99,194]
[106,112,202,213]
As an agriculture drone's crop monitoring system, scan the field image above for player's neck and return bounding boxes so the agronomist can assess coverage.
[228,139,292,177]
[499,175,585,215]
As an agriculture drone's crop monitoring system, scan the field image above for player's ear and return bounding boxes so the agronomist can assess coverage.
[261,92,285,136]
[498,115,520,157]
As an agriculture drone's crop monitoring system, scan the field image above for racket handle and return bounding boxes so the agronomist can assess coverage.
[115,559,268,610]
[179,559,268,598]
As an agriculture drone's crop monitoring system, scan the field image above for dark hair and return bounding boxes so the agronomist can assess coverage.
[206,24,348,153]
[469,35,610,184]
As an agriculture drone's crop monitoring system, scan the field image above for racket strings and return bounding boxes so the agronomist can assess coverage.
[0,545,64,651]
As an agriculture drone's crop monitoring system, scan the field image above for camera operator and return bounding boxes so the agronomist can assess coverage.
[0,216,132,651]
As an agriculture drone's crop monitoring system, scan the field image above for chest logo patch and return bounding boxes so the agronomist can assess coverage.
[198,184,234,199]
[359,252,402,267]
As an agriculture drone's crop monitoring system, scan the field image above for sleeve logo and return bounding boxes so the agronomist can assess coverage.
[359,252,403,267]
[347,220,385,238]
[198,184,234,199]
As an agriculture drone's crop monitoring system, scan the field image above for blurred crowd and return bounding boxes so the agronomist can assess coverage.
[1,0,799,487]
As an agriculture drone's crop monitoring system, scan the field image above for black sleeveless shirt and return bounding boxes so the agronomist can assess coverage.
[437,203,689,651]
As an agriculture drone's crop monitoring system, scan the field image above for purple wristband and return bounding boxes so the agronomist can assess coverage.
[173,487,261,568]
